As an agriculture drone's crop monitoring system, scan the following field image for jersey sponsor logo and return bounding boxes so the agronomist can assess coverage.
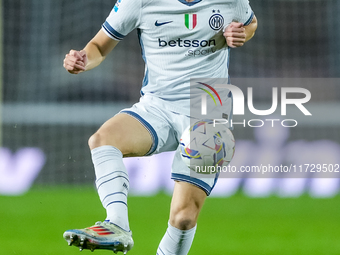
[158,38,217,57]
[185,47,216,57]
[209,11,224,31]
[185,48,217,57]
[155,20,173,26]
[158,38,215,48]
[185,14,197,30]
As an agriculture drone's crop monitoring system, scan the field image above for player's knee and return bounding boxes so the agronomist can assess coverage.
[88,129,129,155]
[88,132,105,150]
[170,207,198,230]
[88,129,119,150]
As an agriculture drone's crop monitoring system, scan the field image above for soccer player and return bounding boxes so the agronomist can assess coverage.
[63,0,257,254]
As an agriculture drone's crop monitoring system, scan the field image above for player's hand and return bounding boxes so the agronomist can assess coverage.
[63,50,88,74]
[224,22,246,48]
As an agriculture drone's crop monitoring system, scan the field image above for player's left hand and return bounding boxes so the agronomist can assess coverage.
[224,22,246,48]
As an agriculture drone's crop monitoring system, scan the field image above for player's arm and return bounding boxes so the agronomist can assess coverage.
[244,15,257,42]
[224,15,258,48]
[63,30,119,74]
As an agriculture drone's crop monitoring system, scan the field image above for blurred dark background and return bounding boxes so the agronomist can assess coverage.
[1,0,340,186]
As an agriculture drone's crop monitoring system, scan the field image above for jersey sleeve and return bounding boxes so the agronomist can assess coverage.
[102,0,141,41]
[234,0,254,26]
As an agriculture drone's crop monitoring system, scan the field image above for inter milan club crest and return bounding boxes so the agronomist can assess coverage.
[185,14,197,30]
[209,10,224,31]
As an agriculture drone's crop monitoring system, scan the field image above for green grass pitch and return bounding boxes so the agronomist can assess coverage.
[0,186,339,255]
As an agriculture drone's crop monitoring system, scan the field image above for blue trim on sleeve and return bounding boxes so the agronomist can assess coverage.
[120,110,158,156]
[243,11,254,26]
[171,173,213,196]
[102,21,125,41]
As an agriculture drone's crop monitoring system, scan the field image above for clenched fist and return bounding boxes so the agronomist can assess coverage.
[63,50,88,74]
[224,22,246,48]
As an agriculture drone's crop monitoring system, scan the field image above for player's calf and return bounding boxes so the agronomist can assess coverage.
[169,181,207,230]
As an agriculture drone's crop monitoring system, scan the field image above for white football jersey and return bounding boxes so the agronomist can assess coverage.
[102,0,254,114]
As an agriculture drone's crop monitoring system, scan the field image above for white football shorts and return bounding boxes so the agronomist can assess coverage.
[119,94,232,196]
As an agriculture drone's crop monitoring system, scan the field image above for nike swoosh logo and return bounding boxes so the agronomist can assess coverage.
[155,20,173,26]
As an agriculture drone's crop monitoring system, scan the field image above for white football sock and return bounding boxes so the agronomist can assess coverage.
[91,145,130,231]
[157,222,197,255]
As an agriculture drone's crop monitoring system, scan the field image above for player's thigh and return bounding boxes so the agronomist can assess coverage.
[169,181,207,230]
[88,113,153,157]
